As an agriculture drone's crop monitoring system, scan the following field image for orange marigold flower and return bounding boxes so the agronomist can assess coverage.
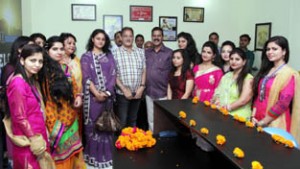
[284,140,295,148]
[203,100,211,106]
[233,114,239,120]
[219,107,229,116]
[179,111,187,119]
[238,117,246,123]
[210,104,217,109]
[200,127,209,135]
[192,96,199,104]
[251,161,264,169]
[115,127,156,151]
[189,119,197,127]
[232,115,246,123]
[245,121,255,128]
[216,134,226,145]
[272,134,285,144]
[256,126,263,132]
[233,147,245,158]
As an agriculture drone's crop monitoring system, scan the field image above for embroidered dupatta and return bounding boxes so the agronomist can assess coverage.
[266,66,300,144]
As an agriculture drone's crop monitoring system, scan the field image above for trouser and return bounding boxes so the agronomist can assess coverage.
[116,94,141,128]
[145,95,167,131]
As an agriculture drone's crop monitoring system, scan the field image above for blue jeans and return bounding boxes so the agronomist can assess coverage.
[116,94,141,128]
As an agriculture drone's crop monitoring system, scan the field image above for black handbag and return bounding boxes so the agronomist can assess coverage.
[95,99,121,132]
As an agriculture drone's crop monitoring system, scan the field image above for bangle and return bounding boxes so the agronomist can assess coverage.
[140,84,146,88]
[76,93,83,97]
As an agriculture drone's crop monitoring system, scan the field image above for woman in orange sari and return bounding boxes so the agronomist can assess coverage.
[40,36,85,168]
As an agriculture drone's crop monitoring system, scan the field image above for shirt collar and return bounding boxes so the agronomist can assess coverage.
[121,45,136,51]
[150,43,166,53]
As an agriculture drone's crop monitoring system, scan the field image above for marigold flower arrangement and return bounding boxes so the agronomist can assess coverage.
[203,100,211,106]
[216,134,226,145]
[189,119,197,127]
[179,111,187,119]
[271,134,295,148]
[115,127,156,151]
[200,127,209,135]
[192,96,199,104]
[233,147,245,158]
[251,161,264,169]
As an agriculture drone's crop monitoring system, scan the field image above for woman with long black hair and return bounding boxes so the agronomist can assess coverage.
[40,36,85,169]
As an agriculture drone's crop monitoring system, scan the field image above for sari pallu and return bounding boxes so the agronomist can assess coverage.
[264,66,300,144]
[50,119,82,162]
[43,68,85,168]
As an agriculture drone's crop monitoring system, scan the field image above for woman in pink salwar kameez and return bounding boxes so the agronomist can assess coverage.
[193,41,223,102]
[252,36,300,145]
[6,44,49,169]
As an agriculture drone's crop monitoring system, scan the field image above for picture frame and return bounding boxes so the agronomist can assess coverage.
[71,4,96,21]
[254,22,272,51]
[130,6,153,22]
[159,16,178,41]
[183,7,204,22]
[103,15,123,40]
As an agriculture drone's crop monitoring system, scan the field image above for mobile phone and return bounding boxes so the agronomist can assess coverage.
[105,91,111,97]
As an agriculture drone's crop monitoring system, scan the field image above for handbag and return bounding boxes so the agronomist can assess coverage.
[95,99,121,132]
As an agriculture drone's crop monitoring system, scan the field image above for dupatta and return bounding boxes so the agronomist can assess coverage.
[266,65,300,144]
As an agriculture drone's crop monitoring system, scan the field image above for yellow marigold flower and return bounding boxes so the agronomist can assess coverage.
[233,147,245,158]
[219,107,229,116]
[284,140,295,148]
[210,104,217,109]
[233,114,239,120]
[203,100,211,106]
[245,121,255,128]
[200,127,209,135]
[256,126,263,132]
[216,134,226,145]
[272,134,285,144]
[179,111,187,119]
[238,117,246,123]
[189,119,197,127]
[192,96,199,104]
[251,161,264,169]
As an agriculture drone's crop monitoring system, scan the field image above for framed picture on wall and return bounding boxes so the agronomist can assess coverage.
[183,7,204,22]
[254,22,272,51]
[103,15,123,40]
[71,4,96,21]
[159,16,177,41]
[130,6,153,22]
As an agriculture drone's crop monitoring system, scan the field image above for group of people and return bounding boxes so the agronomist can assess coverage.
[0,25,299,169]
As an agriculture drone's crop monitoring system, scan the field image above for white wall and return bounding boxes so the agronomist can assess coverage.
[22,0,300,70]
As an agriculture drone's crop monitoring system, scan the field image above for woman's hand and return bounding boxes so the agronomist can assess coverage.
[95,91,108,102]
[73,96,82,108]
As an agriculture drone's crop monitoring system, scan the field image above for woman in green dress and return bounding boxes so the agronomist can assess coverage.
[212,48,253,119]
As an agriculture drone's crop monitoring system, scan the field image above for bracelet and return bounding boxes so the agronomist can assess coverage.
[76,93,84,97]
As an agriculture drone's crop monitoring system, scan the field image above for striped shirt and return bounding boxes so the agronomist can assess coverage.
[113,46,145,95]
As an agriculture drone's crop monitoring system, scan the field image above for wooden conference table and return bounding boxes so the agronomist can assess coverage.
[113,99,300,169]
